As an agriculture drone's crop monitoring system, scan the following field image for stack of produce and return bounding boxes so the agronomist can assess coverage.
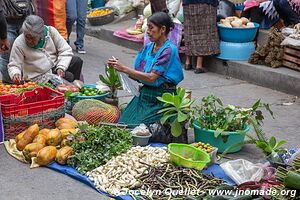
[87,146,169,195]
[276,158,300,190]
[0,82,38,95]
[190,142,216,153]
[15,117,77,166]
[136,164,225,199]
[72,99,120,125]
[219,16,255,28]
[87,8,113,17]
[249,27,285,68]
[67,124,132,174]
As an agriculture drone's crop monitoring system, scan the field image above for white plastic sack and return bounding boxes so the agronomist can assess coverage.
[106,0,133,15]
[129,0,145,8]
[131,124,150,136]
[281,37,300,47]
[282,28,295,37]
[220,159,264,185]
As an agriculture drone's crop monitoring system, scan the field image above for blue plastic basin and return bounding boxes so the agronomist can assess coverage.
[75,84,109,101]
[217,22,260,43]
[217,41,255,61]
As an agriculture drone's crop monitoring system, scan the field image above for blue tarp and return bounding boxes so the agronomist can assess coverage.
[47,143,235,199]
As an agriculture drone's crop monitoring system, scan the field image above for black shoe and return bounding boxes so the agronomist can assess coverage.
[184,64,193,70]
[194,68,207,74]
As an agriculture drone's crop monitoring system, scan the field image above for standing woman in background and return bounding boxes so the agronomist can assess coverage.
[66,0,88,54]
[182,0,220,74]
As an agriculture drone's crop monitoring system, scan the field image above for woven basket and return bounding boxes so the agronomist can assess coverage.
[87,7,115,26]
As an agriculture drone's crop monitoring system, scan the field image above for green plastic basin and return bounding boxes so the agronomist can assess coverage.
[193,123,250,153]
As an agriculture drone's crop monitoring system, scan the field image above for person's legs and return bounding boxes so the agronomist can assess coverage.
[74,0,88,53]
[194,56,206,74]
[66,56,83,81]
[66,0,78,43]
[0,23,21,83]
[184,55,193,70]
[273,0,299,26]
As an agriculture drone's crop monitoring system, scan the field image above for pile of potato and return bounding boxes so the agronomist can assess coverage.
[219,16,255,28]
[15,118,78,166]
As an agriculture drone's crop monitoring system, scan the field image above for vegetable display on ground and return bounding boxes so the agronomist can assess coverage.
[87,146,169,195]
[67,124,132,174]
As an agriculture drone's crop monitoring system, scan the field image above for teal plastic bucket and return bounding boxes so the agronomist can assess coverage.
[193,123,250,153]
[91,0,105,8]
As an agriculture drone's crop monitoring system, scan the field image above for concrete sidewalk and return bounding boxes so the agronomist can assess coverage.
[85,19,300,96]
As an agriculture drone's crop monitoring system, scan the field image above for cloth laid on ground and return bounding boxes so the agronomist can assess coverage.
[47,143,235,200]
[4,141,235,199]
[4,139,28,164]
[113,29,144,43]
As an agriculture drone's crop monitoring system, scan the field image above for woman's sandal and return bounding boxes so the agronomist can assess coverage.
[184,64,193,70]
[194,68,207,74]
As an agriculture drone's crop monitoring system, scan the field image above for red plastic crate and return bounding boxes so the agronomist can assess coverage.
[0,87,65,140]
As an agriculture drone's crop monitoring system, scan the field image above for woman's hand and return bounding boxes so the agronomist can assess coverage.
[0,39,10,52]
[56,69,65,78]
[12,74,21,84]
[107,58,128,73]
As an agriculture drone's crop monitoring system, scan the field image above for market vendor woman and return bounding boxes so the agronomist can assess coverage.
[8,15,83,84]
[108,12,184,127]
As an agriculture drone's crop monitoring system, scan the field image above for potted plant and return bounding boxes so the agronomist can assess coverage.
[192,95,273,153]
[157,87,195,143]
[99,64,122,106]
[223,120,287,166]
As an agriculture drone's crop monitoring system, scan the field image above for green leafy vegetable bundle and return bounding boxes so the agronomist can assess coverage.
[67,124,132,174]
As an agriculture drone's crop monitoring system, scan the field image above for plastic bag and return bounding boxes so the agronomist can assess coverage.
[281,37,300,47]
[217,0,235,21]
[47,74,72,87]
[131,124,150,136]
[149,122,188,144]
[119,72,140,97]
[129,0,144,8]
[106,0,133,15]
[95,81,111,92]
[220,159,264,185]
[167,0,182,18]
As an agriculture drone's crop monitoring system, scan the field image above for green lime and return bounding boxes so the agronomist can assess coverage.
[81,94,86,96]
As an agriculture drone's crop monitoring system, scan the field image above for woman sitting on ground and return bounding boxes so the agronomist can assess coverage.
[107,12,184,127]
[8,15,83,84]
[241,0,268,24]
[273,0,299,27]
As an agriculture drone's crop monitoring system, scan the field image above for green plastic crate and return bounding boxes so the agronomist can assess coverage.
[168,143,210,170]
